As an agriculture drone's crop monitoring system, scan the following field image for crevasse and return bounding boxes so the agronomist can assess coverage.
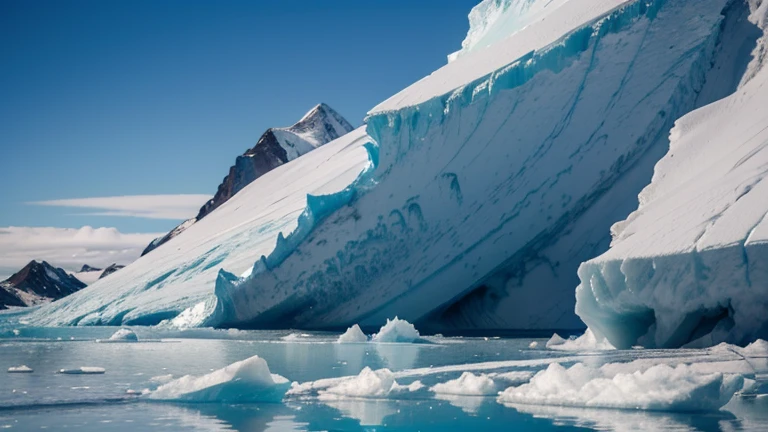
[207,0,741,331]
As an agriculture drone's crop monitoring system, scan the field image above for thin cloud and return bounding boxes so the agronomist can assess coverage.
[0,226,163,279]
[28,194,211,220]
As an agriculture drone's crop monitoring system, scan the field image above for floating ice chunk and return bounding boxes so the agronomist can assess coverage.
[547,329,615,351]
[498,362,745,411]
[528,341,539,349]
[431,372,497,396]
[108,328,138,342]
[7,365,33,373]
[371,317,420,343]
[12,329,20,336]
[490,371,535,386]
[338,324,368,343]
[58,367,106,375]
[545,334,566,348]
[319,367,423,400]
[149,355,289,403]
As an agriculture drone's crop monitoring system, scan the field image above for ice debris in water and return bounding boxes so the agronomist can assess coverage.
[371,317,420,343]
[497,362,745,411]
[149,355,290,403]
[430,372,497,396]
[107,328,138,342]
[337,324,368,343]
[546,329,615,351]
[430,371,534,396]
[7,365,33,373]
[319,367,424,400]
[281,333,311,341]
[58,367,106,375]
[528,341,539,349]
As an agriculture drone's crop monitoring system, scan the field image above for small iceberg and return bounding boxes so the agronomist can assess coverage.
[337,324,368,343]
[58,367,106,375]
[319,367,424,400]
[96,328,139,343]
[109,328,138,341]
[7,365,33,373]
[149,355,289,403]
[371,317,421,343]
[497,362,744,411]
[545,329,614,351]
[430,372,497,396]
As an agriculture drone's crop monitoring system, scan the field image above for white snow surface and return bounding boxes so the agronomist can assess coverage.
[371,317,421,343]
[149,355,289,402]
[497,362,745,411]
[576,0,768,348]
[338,324,368,343]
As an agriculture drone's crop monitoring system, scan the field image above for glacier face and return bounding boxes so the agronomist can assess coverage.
[576,0,768,349]
[26,0,766,337]
[28,128,370,326]
[210,0,745,331]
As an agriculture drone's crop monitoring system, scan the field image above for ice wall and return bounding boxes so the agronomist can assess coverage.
[447,0,572,62]
[576,0,768,349]
[210,0,742,331]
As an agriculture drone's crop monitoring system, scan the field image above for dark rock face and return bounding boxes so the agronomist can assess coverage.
[99,264,125,279]
[79,265,102,273]
[0,261,87,309]
[141,103,354,256]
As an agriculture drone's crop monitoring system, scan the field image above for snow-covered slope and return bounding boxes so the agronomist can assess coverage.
[209,0,755,331]
[141,103,354,256]
[576,0,768,349]
[29,128,370,326]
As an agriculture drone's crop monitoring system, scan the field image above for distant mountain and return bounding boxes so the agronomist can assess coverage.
[99,264,125,279]
[79,265,102,273]
[141,103,354,256]
[0,261,86,309]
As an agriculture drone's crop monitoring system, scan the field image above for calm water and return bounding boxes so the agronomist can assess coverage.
[0,323,766,431]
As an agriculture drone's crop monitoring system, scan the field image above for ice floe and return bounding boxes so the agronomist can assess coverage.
[318,367,424,400]
[149,355,289,402]
[497,362,745,411]
[7,365,33,373]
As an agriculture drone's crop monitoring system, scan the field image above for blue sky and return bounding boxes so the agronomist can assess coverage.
[0,0,478,236]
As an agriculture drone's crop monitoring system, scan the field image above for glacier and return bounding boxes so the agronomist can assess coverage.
[209,0,758,332]
[576,1,768,349]
[24,0,768,341]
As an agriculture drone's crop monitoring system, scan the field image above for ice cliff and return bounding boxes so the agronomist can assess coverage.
[210,0,757,332]
[27,0,768,341]
[576,0,768,348]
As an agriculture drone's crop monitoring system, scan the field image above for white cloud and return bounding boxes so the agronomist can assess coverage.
[0,226,164,279]
[28,194,211,220]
